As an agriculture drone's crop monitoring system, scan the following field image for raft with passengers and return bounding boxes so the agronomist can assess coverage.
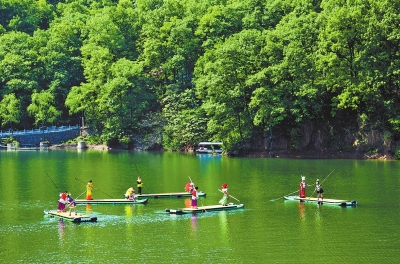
[274,171,357,207]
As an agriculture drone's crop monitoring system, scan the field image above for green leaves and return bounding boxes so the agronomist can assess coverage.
[0,93,20,127]
[27,90,61,126]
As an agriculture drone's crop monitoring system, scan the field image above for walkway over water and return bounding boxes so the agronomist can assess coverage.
[0,125,80,146]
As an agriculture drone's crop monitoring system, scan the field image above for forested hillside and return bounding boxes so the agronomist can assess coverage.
[1,0,399,157]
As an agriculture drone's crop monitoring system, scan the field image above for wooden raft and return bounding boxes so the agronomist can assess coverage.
[284,196,357,206]
[135,191,206,199]
[44,210,97,223]
[75,198,148,205]
[166,203,244,214]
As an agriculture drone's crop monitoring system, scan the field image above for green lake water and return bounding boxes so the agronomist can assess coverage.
[0,150,399,263]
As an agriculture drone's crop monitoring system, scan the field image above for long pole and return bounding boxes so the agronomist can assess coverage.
[133,158,146,191]
[270,189,300,202]
[74,190,87,200]
[46,174,60,192]
[133,158,140,177]
[218,189,240,202]
[74,178,114,198]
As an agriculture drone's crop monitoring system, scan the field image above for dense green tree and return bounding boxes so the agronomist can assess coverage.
[0,93,20,129]
[195,29,266,150]
[162,89,208,150]
[27,89,61,127]
[0,0,399,155]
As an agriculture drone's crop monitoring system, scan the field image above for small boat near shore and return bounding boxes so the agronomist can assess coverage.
[44,210,97,223]
[75,198,148,205]
[284,196,357,206]
[166,203,244,214]
[135,192,206,199]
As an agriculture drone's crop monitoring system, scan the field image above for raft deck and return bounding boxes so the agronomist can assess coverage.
[75,198,148,205]
[44,210,97,223]
[135,191,206,199]
[166,203,244,214]
[284,196,357,206]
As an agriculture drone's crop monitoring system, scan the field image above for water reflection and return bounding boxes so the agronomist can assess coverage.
[58,220,65,241]
[184,198,191,208]
[299,202,305,220]
[218,211,229,243]
[125,205,133,217]
[191,214,197,233]
[85,204,92,213]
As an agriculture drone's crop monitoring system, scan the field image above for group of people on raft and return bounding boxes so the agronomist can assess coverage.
[300,176,324,201]
[60,174,320,212]
[123,176,143,201]
[185,181,230,209]
[57,191,77,216]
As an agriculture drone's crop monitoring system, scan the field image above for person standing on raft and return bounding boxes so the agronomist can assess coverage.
[315,179,324,201]
[58,191,68,212]
[219,183,229,206]
[137,177,143,195]
[191,186,199,209]
[67,194,77,216]
[299,176,310,198]
[86,180,93,200]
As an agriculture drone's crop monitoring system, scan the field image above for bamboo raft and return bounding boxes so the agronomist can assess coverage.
[75,198,148,205]
[284,196,357,206]
[44,210,97,223]
[166,203,244,214]
[135,191,206,199]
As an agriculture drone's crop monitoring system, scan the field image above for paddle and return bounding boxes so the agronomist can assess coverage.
[74,190,87,200]
[74,178,114,198]
[270,189,300,202]
[218,189,240,202]
[46,174,61,193]
[307,169,335,202]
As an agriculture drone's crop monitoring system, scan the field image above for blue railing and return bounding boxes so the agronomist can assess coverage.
[0,125,79,137]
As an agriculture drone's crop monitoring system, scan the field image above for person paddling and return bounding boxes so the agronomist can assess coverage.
[67,194,77,216]
[191,186,199,209]
[315,179,324,201]
[137,177,143,195]
[219,183,229,206]
[86,180,93,200]
[58,191,68,212]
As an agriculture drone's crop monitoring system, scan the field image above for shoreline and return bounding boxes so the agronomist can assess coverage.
[240,150,393,160]
[48,144,394,160]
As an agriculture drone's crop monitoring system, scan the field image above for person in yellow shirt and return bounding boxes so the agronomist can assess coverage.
[137,177,143,195]
[86,180,93,200]
[125,187,135,200]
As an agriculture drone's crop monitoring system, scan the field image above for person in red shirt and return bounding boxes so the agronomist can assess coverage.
[299,176,310,198]
[57,191,68,212]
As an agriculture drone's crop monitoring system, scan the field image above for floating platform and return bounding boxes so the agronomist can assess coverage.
[44,210,97,223]
[284,196,357,206]
[166,203,244,214]
[75,198,148,205]
[135,191,206,199]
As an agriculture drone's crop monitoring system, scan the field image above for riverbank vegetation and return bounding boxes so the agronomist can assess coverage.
[1,0,400,158]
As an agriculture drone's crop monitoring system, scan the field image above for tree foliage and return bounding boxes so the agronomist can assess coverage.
[0,0,399,154]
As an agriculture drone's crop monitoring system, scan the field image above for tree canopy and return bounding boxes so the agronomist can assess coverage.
[0,0,399,156]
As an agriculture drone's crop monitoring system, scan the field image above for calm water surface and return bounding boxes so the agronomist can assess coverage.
[0,150,399,263]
